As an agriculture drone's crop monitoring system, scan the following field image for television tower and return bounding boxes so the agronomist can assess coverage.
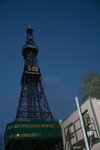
[4,26,62,150]
[16,25,53,121]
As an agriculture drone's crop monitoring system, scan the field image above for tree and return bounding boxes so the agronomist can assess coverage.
[79,72,100,102]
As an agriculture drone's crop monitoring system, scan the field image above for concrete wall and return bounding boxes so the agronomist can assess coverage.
[91,142,100,150]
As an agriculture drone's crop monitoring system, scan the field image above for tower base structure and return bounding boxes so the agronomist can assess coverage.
[4,119,62,150]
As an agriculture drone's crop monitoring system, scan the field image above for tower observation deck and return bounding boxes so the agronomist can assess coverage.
[4,26,62,150]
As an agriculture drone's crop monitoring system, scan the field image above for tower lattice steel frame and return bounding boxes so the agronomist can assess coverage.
[16,26,53,121]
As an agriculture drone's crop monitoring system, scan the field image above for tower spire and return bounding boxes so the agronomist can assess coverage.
[22,26,38,59]
[26,25,34,45]
[28,24,31,29]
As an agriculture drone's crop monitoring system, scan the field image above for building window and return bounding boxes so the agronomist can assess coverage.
[82,110,91,126]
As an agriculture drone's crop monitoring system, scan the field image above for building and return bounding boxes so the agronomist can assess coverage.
[61,98,100,150]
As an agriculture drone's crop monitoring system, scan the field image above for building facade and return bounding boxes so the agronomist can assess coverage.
[61,98,100,150]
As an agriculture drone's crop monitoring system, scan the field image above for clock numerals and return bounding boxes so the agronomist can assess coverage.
[28,65,32,71]
[28,65,39,72]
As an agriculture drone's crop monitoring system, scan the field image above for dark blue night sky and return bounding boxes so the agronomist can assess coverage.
[0,0,100,134]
